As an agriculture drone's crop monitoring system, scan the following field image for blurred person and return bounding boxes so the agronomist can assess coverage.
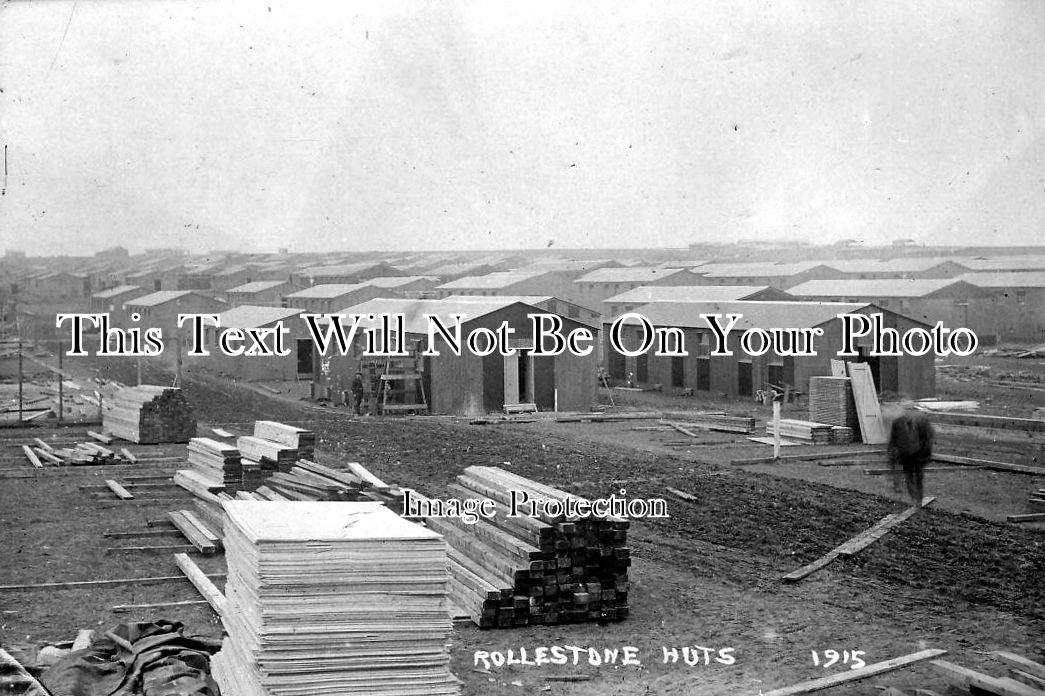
[884,404,934,506]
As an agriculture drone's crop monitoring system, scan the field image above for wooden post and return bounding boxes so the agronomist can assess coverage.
[137,355,142,386]
[773,400,781,461]
[57,340,63,423]
[17,340,23,422]
[554,388,558,412]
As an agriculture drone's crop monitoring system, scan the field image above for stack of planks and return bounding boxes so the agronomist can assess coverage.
[766,418,835,444]
[103,386,197,444]
[808,376,860,439]
[831,426,853,444]
[660,412,755,434]
[212,501,460,696]
[252,421,315,460]
[237,436,300,475]
[187,437,242,488]
[419,466,630,628]
[25,439,126,466]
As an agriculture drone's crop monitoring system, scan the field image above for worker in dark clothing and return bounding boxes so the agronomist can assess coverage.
[351,371,365,415]
[886,407,934,506]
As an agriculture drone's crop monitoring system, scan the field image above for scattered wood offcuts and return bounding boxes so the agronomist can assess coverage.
[417,466,630,628]
[212,501,460,696]
[103,385,197,444]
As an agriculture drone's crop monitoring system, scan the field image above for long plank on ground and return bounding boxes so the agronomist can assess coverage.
[174,552,225,615]
[761,648,947,696]
[931,659,1045,696]
[992,652,1045,681]
[167,511,217,554]
[105,480,134,500]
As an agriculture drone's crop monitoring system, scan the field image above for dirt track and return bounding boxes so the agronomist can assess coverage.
[2,359,1044,695]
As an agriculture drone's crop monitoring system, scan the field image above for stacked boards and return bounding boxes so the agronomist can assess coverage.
[253,421,316,460]
[808,376,860,436]
[103,386,197,444]
[766,418,850,444]
[212,501,459,696]
[418,466,630,628]
[187,437,242,487]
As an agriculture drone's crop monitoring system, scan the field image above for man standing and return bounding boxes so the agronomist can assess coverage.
[351,371,365,416]
[886,406,934,507]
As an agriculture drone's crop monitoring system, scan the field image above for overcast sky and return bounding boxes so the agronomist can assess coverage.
[1,0,1043,255]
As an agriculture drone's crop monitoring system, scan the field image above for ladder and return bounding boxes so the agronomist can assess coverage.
[376,353,428,415]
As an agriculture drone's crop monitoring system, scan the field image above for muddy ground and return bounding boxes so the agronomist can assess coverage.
[1,355,1044,695]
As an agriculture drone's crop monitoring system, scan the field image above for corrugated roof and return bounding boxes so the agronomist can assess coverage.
[957,271,1045,288]
[575,266,693,283]
[227,280,289,294]
[788,278,969,298]
[604,285,774,304]
[619,300,874,330]
[125,290,198,307]
[285,283,370,299]
[92,285,143,299]
[436,271,547,290]
[217,305,303,329]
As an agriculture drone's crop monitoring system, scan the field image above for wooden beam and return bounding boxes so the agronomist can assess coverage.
[112,599,210,613]
[103,529,183,539]
[167,511,217,554]
[931,659,1045,696]
[926,411,1045,433]
[21,445,42,468]
[87,431,113,444]
[934,453,1045,475]
[120,448,137,463]
[105,479,134,499]
[863,466,980,475]
[992,652,1045,681]
[105,544,199,554]
[71,629,94,651]
[731,449,886,466]
[760,648,947,696]
[0,572,226,592]
[211,428,235,438]
[174,552,225,615]
[1007,513,1045,523]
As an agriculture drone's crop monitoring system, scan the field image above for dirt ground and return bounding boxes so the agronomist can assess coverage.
[1,354,1044,695]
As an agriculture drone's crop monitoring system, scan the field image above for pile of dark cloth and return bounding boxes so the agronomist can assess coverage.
[40,621,219,696]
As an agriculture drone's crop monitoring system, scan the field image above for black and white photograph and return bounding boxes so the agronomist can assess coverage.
[1,2,1044,694]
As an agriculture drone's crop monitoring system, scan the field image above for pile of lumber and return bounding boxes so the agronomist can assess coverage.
[420,466,630,628]
[212,501,460,696]
[831,426,853,444]
[252,421,315,459]
[766,418,835,444]
[23,439,128,466]
[808,376,859,437]
[660,412,755,434]
[237,436,299,474]
[187,437,242,487]
[103,386,197,444]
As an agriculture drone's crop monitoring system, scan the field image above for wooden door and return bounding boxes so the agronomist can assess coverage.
[847,361,888,444]
[503,352,520,405]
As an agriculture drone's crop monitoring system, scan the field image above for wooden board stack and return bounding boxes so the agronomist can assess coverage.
[103,385,197,444]
[212,501,459,696]
[187,437,242,488]
[237,436,300,474]
[253,421,316,460]
[766,418,835,444]
[663,413,755,434]
[418,466,630,628]
[808,376,860,440]
[28,440,125,466]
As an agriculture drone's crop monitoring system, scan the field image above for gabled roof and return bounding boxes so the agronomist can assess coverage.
[227,280,290,294]
[691,261,828,278]
[956,256,1045,272]
[217,305,303,329]
[297,262,390,278]
[365,275,438,288]
[575,266,695,283]
[285,283,371,299]
[787,278,975,298]
[618,300,879,330]
[125,290,207,307]
[819,257,969,274]
[957,271,1045,288]
[327,297,545,334]
[603,285,779,304]
[436,271,547,290]
[92,285,143,299]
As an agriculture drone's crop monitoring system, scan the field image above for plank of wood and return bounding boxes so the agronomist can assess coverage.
[925,411,1045,433]
[847,362,888,444]
[345,461,389,489]
[931,659,1045,696]
[31,438,53,453]
[933,453,1045,475]
[1007,512,1045,523]
[120,448,138,463]
[72,629,95,651]
[992,651,1045,681]
[863,466,978,475]
[829,359,847,377]
[104,529,183,539]
[0,573,226,592]
[105,544,199,554]
[174,552,225,615]
[167,511,217,554]
[105,479,134,500]
[87,430,113,444]
[668,422,699,438]
[731,449,887,466]
[211,427,235,438]
[21,445,42,468]
[666,487,697,502]
[783,498,933,581]
[34,448,63,465]
[112,599,211,612]
[761,648,947,696]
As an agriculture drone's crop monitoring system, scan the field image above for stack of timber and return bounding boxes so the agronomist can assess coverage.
[187,437,242,488]
[253,421,315,460]
[420,466,630,628]
[212,501,459,696]
[831,426,854,444]
[26,439,126,466]
[237,435,300,474]
[103,386,197,444]
[766,418,835,444]
[659,412,755,434]
[808,376,860,439]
